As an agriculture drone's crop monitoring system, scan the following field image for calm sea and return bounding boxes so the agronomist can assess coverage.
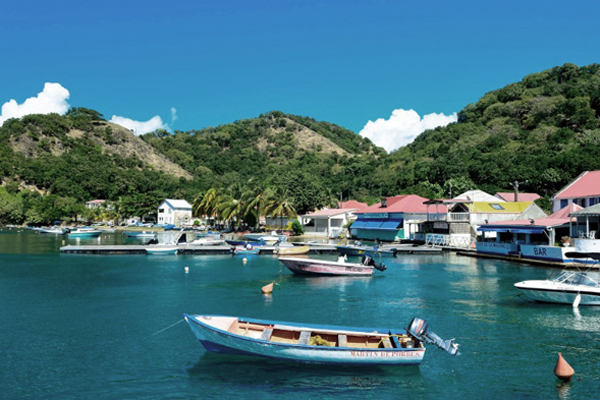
[1,228,599,399]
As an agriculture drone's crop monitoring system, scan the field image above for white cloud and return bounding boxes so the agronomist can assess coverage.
[170,107,178,123]
[359,109,457,152]
[109,115,168,135]
[0,82,70,126]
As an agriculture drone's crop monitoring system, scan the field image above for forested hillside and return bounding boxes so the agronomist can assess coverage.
[2,63,600,225]
[386,63,600,200]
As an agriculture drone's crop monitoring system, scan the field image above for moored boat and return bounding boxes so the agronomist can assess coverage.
[67,227,102,238]
[276,246,310,256]
[124,231,157,238]
[145,245,179,255]
[231,245,261,255]
[336,244,397,258]
[278,255,386,276]
[38,227,67,234]
[514,251,600,306]
[183,314,459,365]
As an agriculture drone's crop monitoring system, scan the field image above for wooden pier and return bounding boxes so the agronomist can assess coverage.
[60,244,338,255]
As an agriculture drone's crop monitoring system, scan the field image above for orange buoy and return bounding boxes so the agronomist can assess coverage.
[261,282,274,294]
[554,352,575,381]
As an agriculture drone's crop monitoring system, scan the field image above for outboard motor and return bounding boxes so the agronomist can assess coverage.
[407,317,460,356]
[362,256,386,272]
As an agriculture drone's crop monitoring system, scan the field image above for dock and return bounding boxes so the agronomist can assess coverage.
[60,244,338,255]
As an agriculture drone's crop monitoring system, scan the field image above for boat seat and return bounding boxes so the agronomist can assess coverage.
[260,328,273,341]
[338,334,348,347]
[298,331,311,345]
[381,337,393,348]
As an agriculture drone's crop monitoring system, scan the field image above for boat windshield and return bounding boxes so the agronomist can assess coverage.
[554,272,599,287]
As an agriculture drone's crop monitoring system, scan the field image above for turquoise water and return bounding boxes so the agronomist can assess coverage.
[1,229,599,399]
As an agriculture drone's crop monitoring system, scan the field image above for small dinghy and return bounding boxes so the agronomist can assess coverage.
[145,246,179,255]
[183,314,459,366]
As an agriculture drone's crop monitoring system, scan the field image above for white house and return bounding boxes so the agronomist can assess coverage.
[300,208,359,237]
[552,170,600,212]
[157,199,193,226]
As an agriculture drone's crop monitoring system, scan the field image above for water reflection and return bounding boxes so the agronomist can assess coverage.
[187,352,424,394]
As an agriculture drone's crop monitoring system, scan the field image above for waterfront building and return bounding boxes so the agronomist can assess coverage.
[300,208,360,238]
[552,170,600,212]
[350,195,446,242]
[157,199,193,226]
[476,204,580,261]
[423,190,546,248]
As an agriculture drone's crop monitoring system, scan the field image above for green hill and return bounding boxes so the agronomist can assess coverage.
[386,63,600,199]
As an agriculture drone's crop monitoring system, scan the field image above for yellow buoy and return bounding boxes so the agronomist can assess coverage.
[554,352,575,381]
[243,258,247,264]
[184,266,189,273]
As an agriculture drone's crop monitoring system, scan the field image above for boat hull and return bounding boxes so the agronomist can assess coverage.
[184,314,425,366]
[68,230,102,238]
[515,280,600,305]
[278,257,374,276]
[145,246,179,255]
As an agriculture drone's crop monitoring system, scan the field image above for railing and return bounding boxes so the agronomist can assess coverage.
[425,234,475,249]
[447,213,470,222]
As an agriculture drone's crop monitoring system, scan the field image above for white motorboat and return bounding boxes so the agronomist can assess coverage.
[278,255,386,276]
[514,251,600,306]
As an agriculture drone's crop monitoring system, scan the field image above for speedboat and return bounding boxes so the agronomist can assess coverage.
[278,255,386,276]
[183,314,459,366]
[514,251,600,306]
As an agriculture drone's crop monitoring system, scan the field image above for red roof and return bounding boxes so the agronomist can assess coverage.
[495,192,541,202]
[354,195,447,214]
[301,208,358,217]
[549,203,582,218]
[554,171,600,199]
[337,200,369,211]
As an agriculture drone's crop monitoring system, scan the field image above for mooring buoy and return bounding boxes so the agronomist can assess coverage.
[554,352,575,381]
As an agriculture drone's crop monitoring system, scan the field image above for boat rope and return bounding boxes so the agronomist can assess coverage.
[376,334,406,347]
[148,318,185,338]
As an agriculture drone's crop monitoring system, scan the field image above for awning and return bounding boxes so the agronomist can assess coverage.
[478,226,546,234]
[379,219,403,230]
[364,221,383,229]
[350,220,368,229]
[478,226,509,233]
[507,227,546,234]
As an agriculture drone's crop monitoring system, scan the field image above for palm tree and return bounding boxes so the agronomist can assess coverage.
[219,195,246,229]
[195,188,223,227]
[265,188,297,231]
[243,183,274,230]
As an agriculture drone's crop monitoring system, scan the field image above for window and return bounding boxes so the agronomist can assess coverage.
[490,204,505,210]
[159,208,164,213]
[590,198,596,206]
[560,199,568,209]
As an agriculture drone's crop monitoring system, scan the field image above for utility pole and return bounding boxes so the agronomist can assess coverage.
[511,180,528,202]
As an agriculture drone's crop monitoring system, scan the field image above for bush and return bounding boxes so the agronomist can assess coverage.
[291,219,304,236]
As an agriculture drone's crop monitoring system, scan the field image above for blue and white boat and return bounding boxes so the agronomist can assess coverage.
[67,227,102,238]
[183,314,459,366]
[336,244,397,258]
[124,231,156,238]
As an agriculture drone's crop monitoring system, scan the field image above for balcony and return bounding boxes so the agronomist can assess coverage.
[447,212,470,222]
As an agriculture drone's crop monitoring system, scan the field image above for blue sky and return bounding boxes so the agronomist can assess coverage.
[2,0,600,152]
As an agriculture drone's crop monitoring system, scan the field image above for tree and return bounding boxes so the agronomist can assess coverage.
[265,188,296,230]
